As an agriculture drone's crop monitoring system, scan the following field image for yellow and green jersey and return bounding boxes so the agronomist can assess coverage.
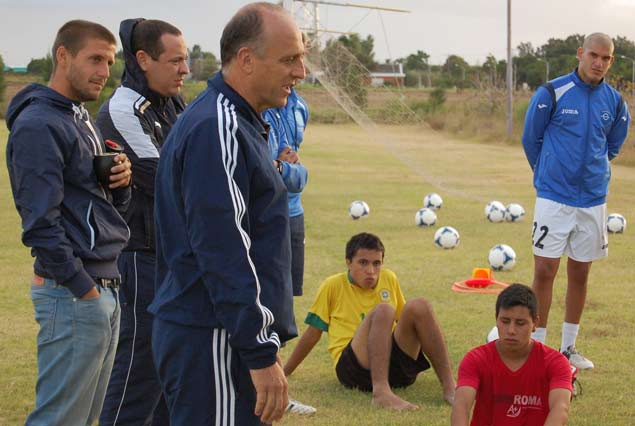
[305,269,406,366]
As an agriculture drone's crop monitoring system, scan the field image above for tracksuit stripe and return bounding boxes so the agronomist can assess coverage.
[212,329,235,426]
[214,94,278,349]
[112,252,139,425]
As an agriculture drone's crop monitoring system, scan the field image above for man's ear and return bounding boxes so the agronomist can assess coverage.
[235,46,255,75]
[532,315,540,332]
[576,47,584,62]
[136,50,151,72]
[56,45,69,69]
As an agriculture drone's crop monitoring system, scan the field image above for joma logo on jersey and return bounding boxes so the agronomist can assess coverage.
[560,108,579,115]
[513,394,542,406]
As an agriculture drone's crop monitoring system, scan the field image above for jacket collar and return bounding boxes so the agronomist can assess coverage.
[572,67,605,90]
[209,71,269,138]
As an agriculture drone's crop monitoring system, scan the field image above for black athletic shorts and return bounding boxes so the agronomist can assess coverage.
[335,334,431,392]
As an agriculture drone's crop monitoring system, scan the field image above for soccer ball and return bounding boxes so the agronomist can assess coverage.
[484,201,506,223]
[505,203,525,222]
[434,226,460,249]
[423,192,443,210]
[488,244,517,271]
[415,208,437,227]
[486,326,499,343]
[607,213,626,233]
[349,200,369,220]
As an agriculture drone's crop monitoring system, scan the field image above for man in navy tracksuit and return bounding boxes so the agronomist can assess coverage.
[150,4,305,425]
[97,18,188,426]
[6,20,132,425]
[522,33,630,370]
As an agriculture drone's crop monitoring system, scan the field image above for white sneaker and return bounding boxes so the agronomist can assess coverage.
[562,345,594,370]
[286,398,317,415]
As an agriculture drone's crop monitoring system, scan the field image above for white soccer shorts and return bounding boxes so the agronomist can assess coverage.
[532,197,608,262]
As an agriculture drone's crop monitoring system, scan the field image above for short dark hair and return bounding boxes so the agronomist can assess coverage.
[132,19,182,60]
[52,20,116,69]
[345,233,385,261]
[495,283,539,319]
[220,2,283,66]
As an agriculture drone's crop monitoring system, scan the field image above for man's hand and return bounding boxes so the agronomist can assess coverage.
[109,153,132,189]
[277,147,299,164]
[250,359,288,423]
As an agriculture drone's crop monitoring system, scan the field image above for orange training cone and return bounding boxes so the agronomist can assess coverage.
[452,267,509,294]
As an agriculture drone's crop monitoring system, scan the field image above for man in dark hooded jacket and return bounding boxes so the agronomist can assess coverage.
[96,18,188,426]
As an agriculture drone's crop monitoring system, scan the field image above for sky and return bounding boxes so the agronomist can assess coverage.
[2,0,635,67]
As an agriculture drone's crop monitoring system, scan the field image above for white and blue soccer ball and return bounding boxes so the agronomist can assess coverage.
[607,213,626,233]
[415,208,437,227]
[349,200,369,220]
[434,226,460,249]
[486,326,499,343]
[423,192,443,210]
[505,203,525,222]
[488,244,517,271]
[485,201,506,223]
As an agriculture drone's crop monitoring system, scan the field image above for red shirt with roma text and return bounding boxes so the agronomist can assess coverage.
[457,340,572,426]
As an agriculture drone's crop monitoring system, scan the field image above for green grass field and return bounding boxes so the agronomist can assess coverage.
[1,122,634,424]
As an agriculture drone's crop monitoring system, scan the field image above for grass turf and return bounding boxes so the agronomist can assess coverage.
[1,122,634,424]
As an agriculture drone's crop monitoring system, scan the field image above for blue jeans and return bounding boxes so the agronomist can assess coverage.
[26,277,120,426]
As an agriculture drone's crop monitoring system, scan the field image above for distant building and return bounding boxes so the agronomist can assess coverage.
[368,63,405,87]
[3,66,28,73]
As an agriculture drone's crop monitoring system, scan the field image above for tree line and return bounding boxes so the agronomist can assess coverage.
[3,32,635,104]
[15,44,218,85]
[325,33,635,91]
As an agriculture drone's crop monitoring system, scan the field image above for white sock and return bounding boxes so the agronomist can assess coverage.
[532,327,547,343]
[561,322,579,352]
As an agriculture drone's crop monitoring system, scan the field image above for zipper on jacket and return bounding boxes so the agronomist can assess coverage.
[580,89,592,206]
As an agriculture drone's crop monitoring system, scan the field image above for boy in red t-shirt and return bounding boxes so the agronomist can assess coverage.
[451,284,572,426]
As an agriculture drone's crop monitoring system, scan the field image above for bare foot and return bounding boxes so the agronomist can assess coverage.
[372,391,419,411]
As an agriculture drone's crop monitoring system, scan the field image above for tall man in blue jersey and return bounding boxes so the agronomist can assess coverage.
[150,3,304,424]
[522,33,630,370]
[264,86,315,416]
[264,88,309,297]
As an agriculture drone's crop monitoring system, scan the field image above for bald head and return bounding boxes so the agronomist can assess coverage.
[577,32,615,86]
[582,33,614,54]
[220,2,291,67]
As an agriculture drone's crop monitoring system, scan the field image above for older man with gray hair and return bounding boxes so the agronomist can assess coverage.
[150,3,305,425]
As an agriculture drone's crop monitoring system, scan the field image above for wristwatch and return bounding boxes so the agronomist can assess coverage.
[274,160,283,175]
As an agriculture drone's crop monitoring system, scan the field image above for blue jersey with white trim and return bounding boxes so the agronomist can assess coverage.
[263,88,309,217]
[150,71,297,369]
[522,69,630,207]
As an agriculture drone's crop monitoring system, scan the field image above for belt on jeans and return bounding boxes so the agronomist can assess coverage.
[94,277,120,289]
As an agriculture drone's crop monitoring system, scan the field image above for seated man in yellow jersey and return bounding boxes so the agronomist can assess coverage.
[283,232,456,411]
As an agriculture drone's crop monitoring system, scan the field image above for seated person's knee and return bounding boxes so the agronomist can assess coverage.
[404,297,433,317]
[370,302,396,319]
